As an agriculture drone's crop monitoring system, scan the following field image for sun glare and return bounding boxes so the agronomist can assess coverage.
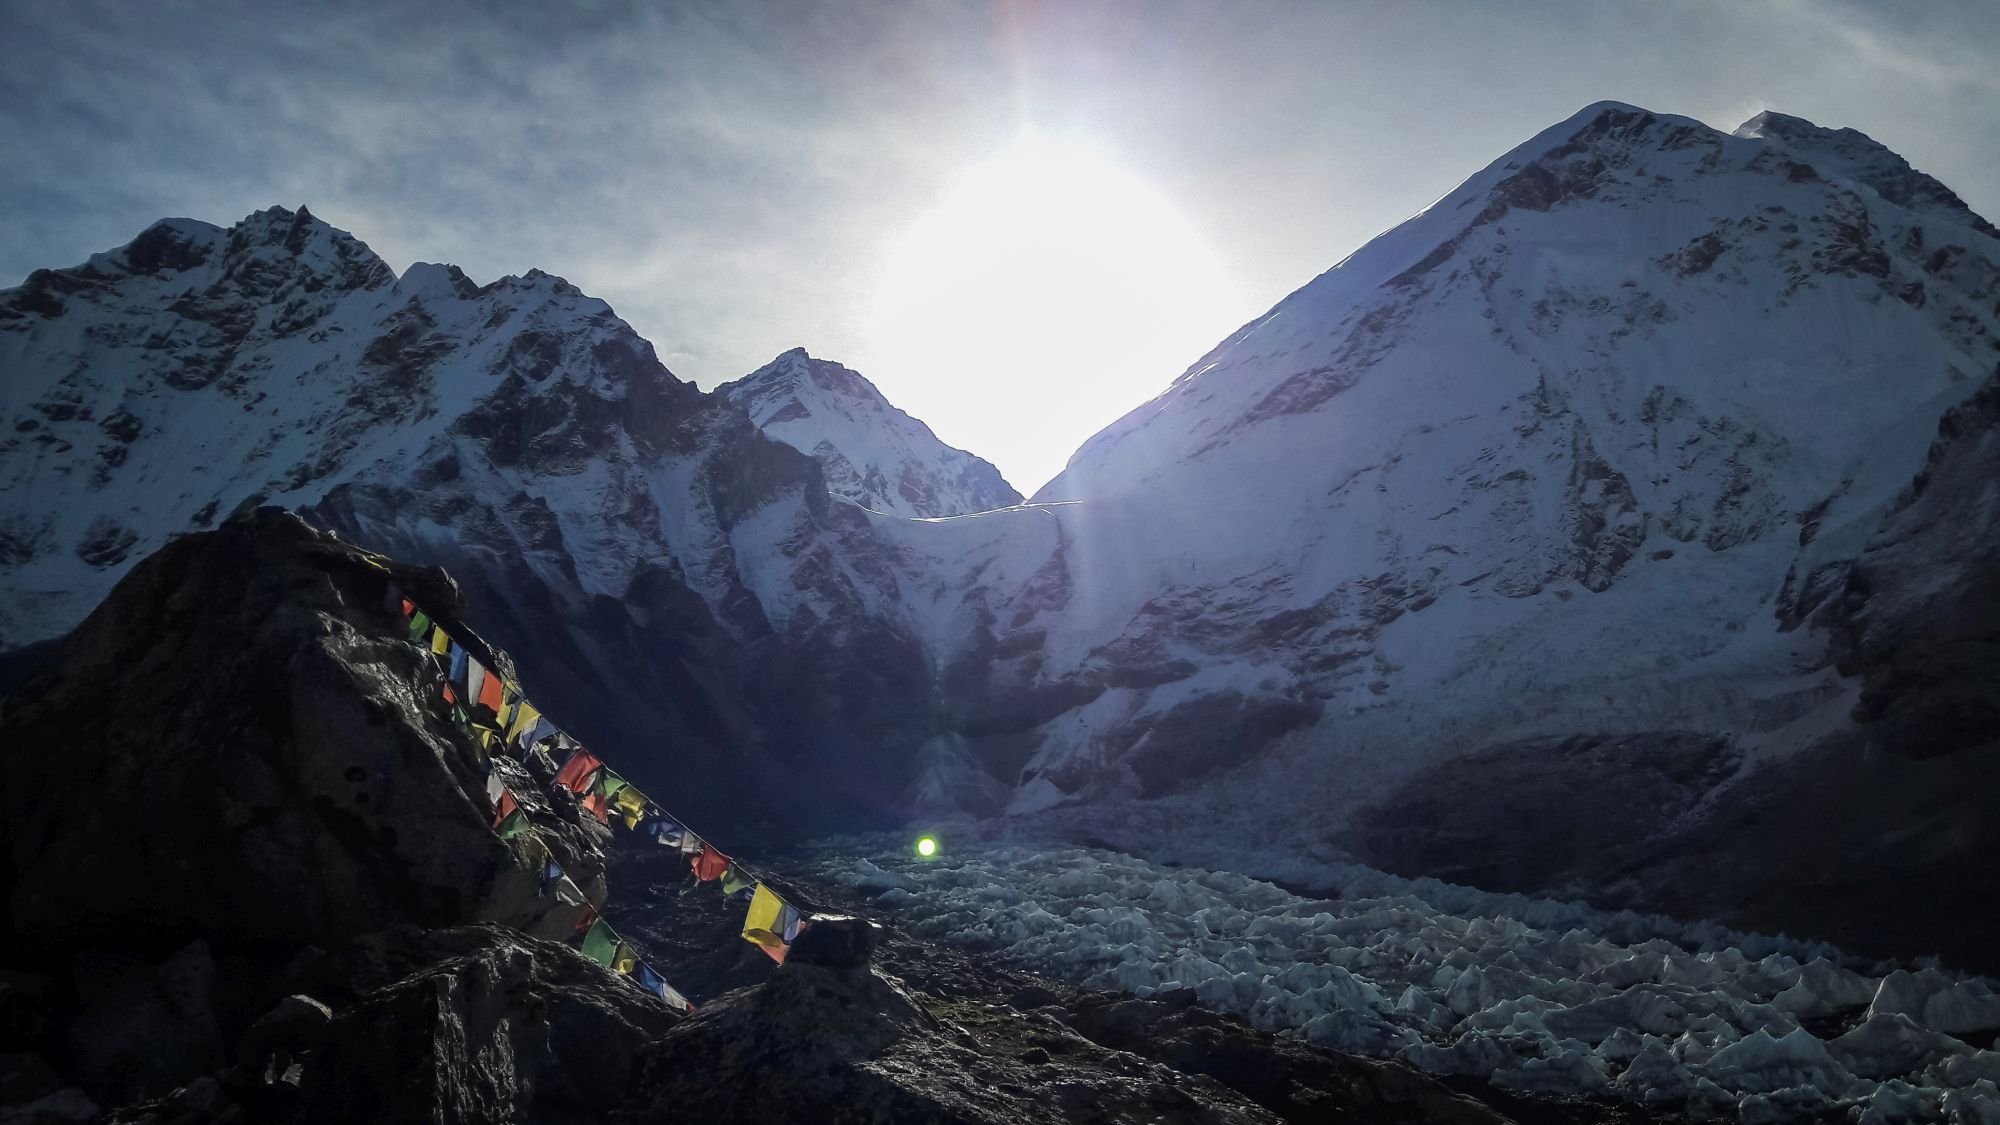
[866,136,1240,495]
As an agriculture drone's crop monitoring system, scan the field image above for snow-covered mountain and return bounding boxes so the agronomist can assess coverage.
[0,205,943,823]
[4,102,1997,960]
[919,101,1999,805]
[718,348,1020,517]
[853,103,2000,957]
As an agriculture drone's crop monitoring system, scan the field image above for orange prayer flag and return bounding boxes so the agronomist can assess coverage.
[477,670,505,714]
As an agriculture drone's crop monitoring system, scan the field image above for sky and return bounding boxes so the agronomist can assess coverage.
[5,1,1998,496]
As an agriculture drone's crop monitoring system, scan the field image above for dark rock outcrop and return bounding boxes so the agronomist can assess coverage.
[0,511,599,966]
[297,925,683,1125]
[1831,366,2000,759]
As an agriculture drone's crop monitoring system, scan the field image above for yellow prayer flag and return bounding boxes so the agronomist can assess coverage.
[506,701,541,742]
[742,883,788,958]
[430,626,451,655]
[613,786,647,830]
[612,943,638,975]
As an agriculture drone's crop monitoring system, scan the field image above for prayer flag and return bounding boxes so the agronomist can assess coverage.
[495,808,531,840]
[490,789,518,830]
[592,770,628,800]
[477,671,506,715]
[572,904,598,936]
[519,716,557,751]
[580,919,618,967]
[540,856,562,896]
[690,842,729,883]
[634,962,694,1012]
[720,864,755,900]
[644,818,685,848]
[430,626,451,656]
[448,643,468,687]
[581,792,611,825]
[613,786,647,830]
[506,702,542,744]
[401,597,416,618]
[407,611,431,642]
[466,660,487,710]
[553,750,604,795]
[484,766,504,804]
[741,883,792,963]
[612,943,638,975]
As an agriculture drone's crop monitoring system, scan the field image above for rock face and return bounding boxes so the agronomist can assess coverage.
[298,925,684,1125]
[0,510,599,963]
[719,348,1022,517]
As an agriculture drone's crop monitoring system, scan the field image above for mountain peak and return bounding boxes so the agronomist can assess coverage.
[719,352,1021,517]
[1735,110,1996,235]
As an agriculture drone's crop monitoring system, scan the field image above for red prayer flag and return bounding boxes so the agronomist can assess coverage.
[553,750,604,795]
[572,904,598,936]
[441,683,459,706]
[400,597,415,617]
[477,670,505,714]
[690,843,729,883]
[581,792,610,824]
[490,789,518,830]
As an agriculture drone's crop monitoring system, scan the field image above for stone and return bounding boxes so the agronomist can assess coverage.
[786,914,880,969]
[1,512,603,965]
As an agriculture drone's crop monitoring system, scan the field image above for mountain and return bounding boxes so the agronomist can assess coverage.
[4,102,1998,961]
[853,102,2000,957]
[0,205,942,825]
[940,100,1999,803]
[718,348,1021,518]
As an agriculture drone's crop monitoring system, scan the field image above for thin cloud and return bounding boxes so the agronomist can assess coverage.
[4,0,1996,491]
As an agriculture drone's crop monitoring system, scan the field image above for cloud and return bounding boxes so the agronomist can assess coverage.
[4,0,1997,491]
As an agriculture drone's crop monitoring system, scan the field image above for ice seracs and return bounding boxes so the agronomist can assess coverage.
[818,832,2000,1122]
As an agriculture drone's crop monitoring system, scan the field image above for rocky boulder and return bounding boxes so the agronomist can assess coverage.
[0,509,601,965]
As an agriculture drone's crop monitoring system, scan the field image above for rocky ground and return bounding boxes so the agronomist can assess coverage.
[603,842,1691,1124]
[0,512,1687,1123]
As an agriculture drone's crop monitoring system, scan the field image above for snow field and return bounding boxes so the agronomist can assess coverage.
[818,841,2000,1123]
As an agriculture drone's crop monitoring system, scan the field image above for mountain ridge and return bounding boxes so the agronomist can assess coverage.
[4,102,1998,960]
[717,347,1021,518]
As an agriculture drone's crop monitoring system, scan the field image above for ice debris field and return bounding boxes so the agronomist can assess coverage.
[811,839,2000,1123]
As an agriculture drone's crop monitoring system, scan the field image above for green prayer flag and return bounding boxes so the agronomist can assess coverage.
[407,611,432,642]
[580,919,618,967]
[496,808,532,840]
[592,770,628,800]
[721,864,754,898]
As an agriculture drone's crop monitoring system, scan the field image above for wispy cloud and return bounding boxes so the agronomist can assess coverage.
[4,0,1996,491]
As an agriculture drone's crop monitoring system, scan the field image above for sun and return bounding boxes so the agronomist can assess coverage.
[865,135,1240,496]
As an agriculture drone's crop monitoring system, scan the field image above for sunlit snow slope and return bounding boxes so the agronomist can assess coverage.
[718,348,1021,517]
[916,103,1999,815]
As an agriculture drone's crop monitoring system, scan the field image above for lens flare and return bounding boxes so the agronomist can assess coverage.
[915,835,939,858]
